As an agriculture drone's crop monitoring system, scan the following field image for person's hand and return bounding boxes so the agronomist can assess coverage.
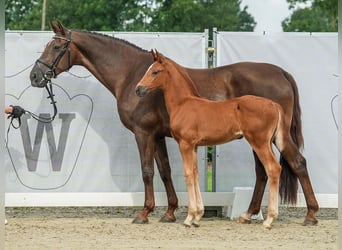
[5,105,25,118]
[5,106,13,114]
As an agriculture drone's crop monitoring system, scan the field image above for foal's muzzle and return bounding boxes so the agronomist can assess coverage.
[135,85,149,97]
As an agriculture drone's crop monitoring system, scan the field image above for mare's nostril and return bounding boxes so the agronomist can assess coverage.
[30,71,40,83]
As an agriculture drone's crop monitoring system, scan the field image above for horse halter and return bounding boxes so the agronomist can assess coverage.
[35,31,72,84]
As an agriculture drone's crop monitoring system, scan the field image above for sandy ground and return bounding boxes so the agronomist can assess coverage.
[5,206,337,250]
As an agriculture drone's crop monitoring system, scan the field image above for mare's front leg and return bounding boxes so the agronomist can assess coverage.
[132,133,156,224]
[154,137,178,222]
[239,151,267,223]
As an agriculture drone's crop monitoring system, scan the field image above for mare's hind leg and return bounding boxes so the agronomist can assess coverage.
[239,151,267,224]
[280,140,319,225]
[154,137,178,223]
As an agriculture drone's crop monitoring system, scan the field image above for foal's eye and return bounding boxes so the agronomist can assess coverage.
[152,70,159,76]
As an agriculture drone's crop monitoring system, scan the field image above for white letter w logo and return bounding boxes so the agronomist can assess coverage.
[19,113,76,172]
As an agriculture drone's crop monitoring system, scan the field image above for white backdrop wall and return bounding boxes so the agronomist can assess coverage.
[4,31,338,206]
[5,31,207,193]
[216,32,338,194]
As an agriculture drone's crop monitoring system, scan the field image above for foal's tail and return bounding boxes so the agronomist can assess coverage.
[278,70,302,205]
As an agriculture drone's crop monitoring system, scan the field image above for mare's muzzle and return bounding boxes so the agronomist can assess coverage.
[135,85,149,97]
[30,63,52,88]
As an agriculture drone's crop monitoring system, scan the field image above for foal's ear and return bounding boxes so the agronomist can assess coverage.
[151,49,164,63]
[151,49,158,61]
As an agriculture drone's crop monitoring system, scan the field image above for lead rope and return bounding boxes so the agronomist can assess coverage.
[6,82,58,146]
[25,83,58,123]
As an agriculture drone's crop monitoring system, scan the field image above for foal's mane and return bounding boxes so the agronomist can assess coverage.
[74,29,149,53]
[164,58,201,97]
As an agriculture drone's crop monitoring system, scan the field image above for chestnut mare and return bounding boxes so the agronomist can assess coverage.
[136,50,308,229]
[30,21,318,226]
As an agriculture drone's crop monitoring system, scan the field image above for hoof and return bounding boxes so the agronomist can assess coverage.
[132,217,148,224]
[303,217,318,226]
[238,216,251,224]
[192,221,200,227]
[262,223,272,230]
[183,222,191,228]
[159,214,176,223]
[183,219,192,227]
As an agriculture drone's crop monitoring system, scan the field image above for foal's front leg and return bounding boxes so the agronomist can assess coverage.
[179,142,198,227]
[193,148,204,227]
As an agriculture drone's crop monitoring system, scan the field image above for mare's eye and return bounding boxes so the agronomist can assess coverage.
[152,70,159,76]
[53,45,61,50]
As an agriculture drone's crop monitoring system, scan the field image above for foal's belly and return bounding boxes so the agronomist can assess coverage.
[172,125,243,147]
[196,131,243,146]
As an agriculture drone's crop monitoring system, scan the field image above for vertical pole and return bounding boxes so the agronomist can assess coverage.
[212,27,217,68]
[211,27,218,192]
[204,29,209,68]
[338,3,342,248]
[41,0,47,31]
[0,0,5,245]
[204,29,209,192]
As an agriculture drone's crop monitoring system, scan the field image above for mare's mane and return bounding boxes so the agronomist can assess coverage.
[164,58,201,98]
[74,29,149,53]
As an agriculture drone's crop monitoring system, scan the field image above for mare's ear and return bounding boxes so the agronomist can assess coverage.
[50,20,67,36]
[50,20,59,34]
[57,20,66,36]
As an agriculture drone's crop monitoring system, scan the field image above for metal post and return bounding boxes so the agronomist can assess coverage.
[212,27,217,68]
[204,28,209,192]
[338,6,342,247]
[0,0,5,245]
[211,27,218,192]
[41,0,47,31]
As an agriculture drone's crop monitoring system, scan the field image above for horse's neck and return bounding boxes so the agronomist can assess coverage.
[163,62,200,114]
[73,31,150,97]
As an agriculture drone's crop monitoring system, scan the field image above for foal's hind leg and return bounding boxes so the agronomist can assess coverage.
[254,147,281,229]
[239,151,267,224]
[279,140,319,225]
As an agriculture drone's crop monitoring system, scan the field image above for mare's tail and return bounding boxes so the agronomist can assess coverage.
[279,70,303,205]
